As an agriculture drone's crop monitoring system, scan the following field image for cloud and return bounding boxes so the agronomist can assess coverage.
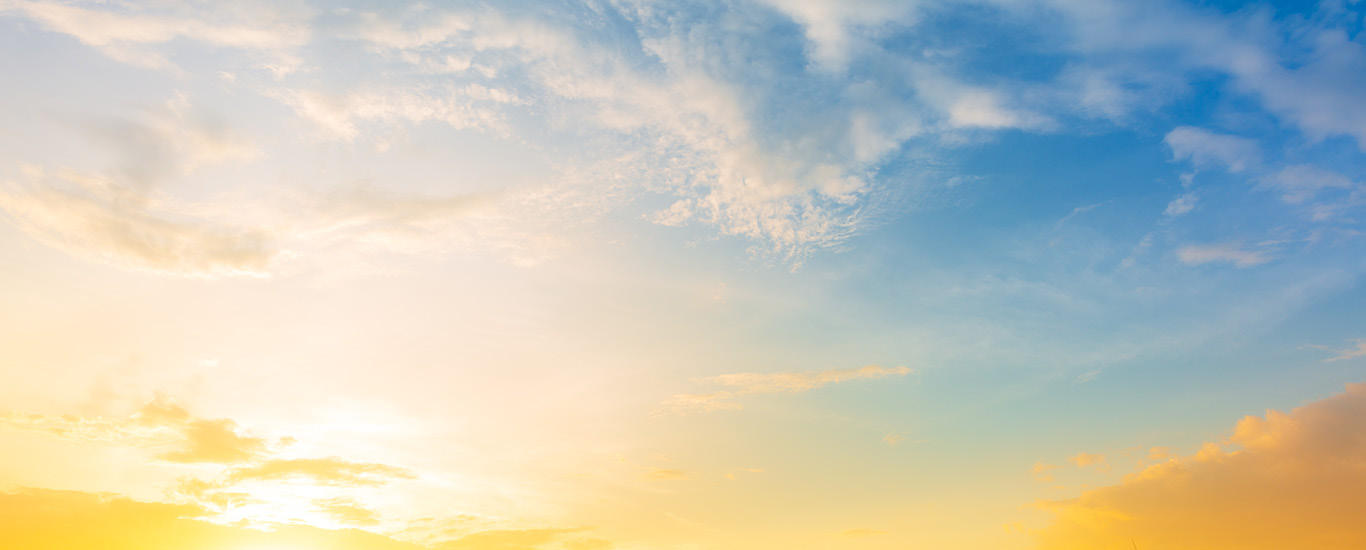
[1069,452,1107,471]
[1032,462,1061,482]
[660,365,912,414]
[313,497,382,527]
[1325,340,1366,363]
[1176,243,1271,268]
[0,488,426,550]
[1259,165,1355,205]
[0,167,280,278]
[1,399,268,464]
[226,457,416,487]
[1163,192,1197,217]
[1028,0,1366,149]
[755,0,919,69]
[157,418,268,464]
[0,0,307,72]
[268,85,519,142]
[1034,382,1366,550]
[1164,127,1260,173]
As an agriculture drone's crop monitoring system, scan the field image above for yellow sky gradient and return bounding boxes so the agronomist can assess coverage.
[4,0,1366,548]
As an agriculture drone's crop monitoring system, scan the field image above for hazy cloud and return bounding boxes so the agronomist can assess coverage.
[1177,243,1271,268]
[0,168,279,278]
[1,399,267,465]
[660,365,912,415]
[226,458,416,487]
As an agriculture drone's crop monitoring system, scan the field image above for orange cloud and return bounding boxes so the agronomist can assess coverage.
[1034,383,1366,550]
[1147,446,1173,461]
[1031,462,1061,482]
[226,457,416,486]
[1068,452,1108,471]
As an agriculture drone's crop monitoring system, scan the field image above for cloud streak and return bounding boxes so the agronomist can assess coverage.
[660,365,912,414]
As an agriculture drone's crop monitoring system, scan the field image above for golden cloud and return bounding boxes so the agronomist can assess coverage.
[1034,383,1366,550]
[226,457,416,486]
[0,488,422,550]
[0,399,268,464]
[315,497,383,526]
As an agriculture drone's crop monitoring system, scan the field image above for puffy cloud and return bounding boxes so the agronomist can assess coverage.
[1034,383,1366,550]
[660,365,911,414]
[226,457,416,487]
[1176,243,1271,268]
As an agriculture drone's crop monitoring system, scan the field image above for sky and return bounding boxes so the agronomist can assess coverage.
[1,0,1365,549]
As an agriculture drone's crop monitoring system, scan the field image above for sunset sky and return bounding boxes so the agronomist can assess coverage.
[2,1,1365,549]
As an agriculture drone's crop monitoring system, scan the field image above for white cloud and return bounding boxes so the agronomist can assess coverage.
[1,0,308,72]
[754,0,921,70]
[1164,192,1197,217]
[1164,126,1260,173]
[1260,165,1354,205]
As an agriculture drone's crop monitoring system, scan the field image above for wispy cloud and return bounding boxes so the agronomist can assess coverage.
[1069,452,1108,471]
[1164,126,1260,173]
[226,458,415,487]
[1324,339,1366,363]
[1177,243,1271,268]
[660,365,912,415]
[0,0,308,72]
